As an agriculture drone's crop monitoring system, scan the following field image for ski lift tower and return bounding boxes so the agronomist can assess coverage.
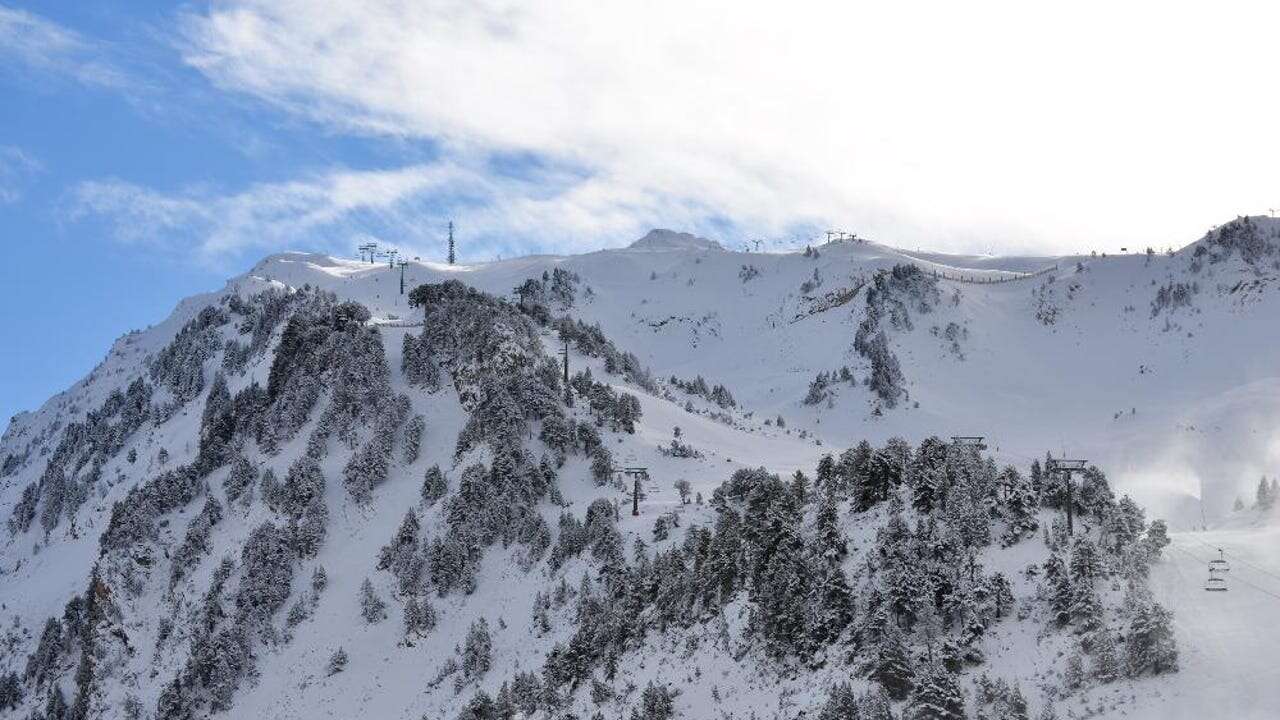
[621,467,650,516]
[559,337,570,385]
[1046,458,1088,536]
[397,259,409,294]
[358,241,379,263]
[950,436,988,451]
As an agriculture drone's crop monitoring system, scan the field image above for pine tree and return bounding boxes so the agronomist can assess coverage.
[791,470,810,503]
[1092,627,1121,683]
[1126,601,1178,676]
[908,665,966,720]
[1063,652,1085,690]
[756,539,809,658]
[0,671,21,712]
[869,623,915,700]
[999,466,1039,545]
[1068,539,1102,587]
[859,688,896,720]
[1042,555,1072,627]
[813,491,847,563]
[359,578,387,623]
[1005,684,1030,720]
[463,618,493,680]
[1255,476,1273,510]
[44,685,68,720]
[327,647,348,675]
[1069,583,1104,639]
[817,681,858,720]
[421,465,448,505]
[404,596,426,640]
[1143,520,1171,561]
[815,560,855,643]
[815,454,837,494]
[990,573,1014,620]
[884,562,923,627]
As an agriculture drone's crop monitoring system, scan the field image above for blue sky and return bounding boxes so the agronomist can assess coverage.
[0,3,616,429]
[3,1,1279,429]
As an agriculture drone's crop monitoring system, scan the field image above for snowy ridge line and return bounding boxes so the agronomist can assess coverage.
[922,263,1058,285]
[370,320,425,328]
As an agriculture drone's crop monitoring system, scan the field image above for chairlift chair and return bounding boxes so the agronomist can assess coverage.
[1204,566,1228,592]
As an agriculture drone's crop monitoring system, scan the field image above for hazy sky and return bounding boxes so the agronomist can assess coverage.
[3,0,1279,425]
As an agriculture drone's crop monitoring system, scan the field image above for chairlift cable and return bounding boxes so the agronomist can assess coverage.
[1169,544,1280,602]
[1188,538,1280,584]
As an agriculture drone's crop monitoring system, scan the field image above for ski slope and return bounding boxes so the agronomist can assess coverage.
[1143,527,1280,719]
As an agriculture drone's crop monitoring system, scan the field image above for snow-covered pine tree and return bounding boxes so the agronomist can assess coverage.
[1042,555,1072,627]
[1092,627,1121,683]
[868,622,915,700]
[908,664,966,720]
[359,578,387,623]
[327,647,348,675]
[421,465,448,505]
[463,618,493,680]
[1126,601,1178,676]
[1143,520,1171,561]
[1255,476,1273,510]
[998,465,1039,545]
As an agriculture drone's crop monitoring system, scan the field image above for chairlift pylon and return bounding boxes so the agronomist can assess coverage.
[1208,548,1230,572]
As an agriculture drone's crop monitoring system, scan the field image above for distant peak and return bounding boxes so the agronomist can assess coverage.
[627,229,723,252]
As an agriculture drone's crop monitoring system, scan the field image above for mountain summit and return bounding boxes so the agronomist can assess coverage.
[626,228,723,251]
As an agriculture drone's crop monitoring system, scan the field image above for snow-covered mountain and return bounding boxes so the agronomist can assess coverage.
[1,216,1279,720]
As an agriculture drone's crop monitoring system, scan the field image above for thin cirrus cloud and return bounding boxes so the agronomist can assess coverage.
[0,5,132,90]
[0,146,42,204]
[87,1,1280,260]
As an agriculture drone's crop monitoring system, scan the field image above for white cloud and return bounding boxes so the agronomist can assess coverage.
[0,146,41,204]
[72,158,721,265]
[0,5,131,89]
[175,0,1280,255]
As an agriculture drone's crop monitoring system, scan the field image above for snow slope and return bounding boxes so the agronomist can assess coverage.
[1144,526,1280,719]
[28,217,1266,524]
[0,217,1278,719]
